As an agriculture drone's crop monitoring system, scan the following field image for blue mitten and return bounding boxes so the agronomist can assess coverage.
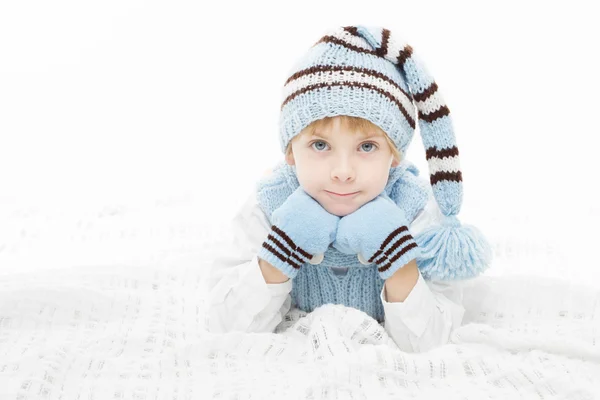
[258,186,340,279]
[333,193,421,280]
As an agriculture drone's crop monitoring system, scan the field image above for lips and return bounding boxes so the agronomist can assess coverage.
[326,190,358,197]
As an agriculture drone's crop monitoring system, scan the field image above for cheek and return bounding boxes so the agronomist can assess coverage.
[375,171,391,192]
[297,173,323,195]
[296,160,325,183]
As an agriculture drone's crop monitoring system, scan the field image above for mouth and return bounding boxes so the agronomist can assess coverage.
[325,190,359,197]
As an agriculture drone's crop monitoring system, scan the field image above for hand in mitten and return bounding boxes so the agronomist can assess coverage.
[258,187,340,279]
[332,193,420,280]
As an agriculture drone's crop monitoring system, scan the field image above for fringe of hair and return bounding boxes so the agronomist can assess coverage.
[285,116,402,162]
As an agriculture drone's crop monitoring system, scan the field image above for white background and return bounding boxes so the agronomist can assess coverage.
[1,1,599,284]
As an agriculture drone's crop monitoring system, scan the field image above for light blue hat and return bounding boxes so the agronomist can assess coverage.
[280,25,461,219]
[279,25,493,279]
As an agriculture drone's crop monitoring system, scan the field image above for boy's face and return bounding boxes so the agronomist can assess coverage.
[285,118,400,217]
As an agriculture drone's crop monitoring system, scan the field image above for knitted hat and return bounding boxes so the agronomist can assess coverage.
[278,25,492,279]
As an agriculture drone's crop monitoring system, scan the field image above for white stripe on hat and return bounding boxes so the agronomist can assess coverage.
[380,31,410,65]
[428,155,461,175]
[282,69,415,116]
[325,27,373,51]
[414,89,447,116]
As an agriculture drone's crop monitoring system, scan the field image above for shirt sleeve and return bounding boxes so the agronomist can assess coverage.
[204,186,293,334]
[380,192,466,352]
[380,272,465,352]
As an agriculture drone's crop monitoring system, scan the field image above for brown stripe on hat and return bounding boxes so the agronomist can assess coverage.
[419,105,450,123]
[425,146,459,160]
[342,26,359,36]
[375,28,391,58]
[338,27,409,73]
[284,64,412,101]
[413,82,439,103]
[396,44,413,69]
[282,81,416,129]
[430,171,463,185]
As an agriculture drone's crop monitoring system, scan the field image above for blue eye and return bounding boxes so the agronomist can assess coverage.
[360,142,378,152]
[310,140,378,153]
[311,140,329,152]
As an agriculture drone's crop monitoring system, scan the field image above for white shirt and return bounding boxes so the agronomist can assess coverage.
[204,185,466,353]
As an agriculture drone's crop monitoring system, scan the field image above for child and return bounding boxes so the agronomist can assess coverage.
[205,25,492,353]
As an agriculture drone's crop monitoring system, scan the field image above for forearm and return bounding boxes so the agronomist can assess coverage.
[258,256,290,284]
[384,259,419,302]
[381,271,466,352]
[206,256,292,333]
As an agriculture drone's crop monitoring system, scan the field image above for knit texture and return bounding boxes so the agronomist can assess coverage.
[332,194,422,281]
[1,189,598,398]
[2,245,599,398]
[275,24,493,284]
[256,160,429,322]
[257,187,339,279]
[279,25,462,218]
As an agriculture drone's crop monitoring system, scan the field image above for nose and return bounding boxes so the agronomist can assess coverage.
[330,155,355,183]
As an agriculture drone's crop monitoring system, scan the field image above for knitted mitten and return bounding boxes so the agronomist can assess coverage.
[258,187,339,279]
[332,193,421,280]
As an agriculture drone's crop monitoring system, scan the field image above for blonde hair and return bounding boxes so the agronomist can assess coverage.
[285,115,402,162]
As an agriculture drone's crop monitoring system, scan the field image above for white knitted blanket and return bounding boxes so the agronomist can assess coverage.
[1,197,599,399]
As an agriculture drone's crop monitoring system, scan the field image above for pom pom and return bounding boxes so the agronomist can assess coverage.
[414,215,493,281]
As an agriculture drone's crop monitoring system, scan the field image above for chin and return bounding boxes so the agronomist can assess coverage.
[305,189,369,216]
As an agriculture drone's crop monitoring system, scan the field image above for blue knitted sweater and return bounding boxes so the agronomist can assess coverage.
[256,160,430,323]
